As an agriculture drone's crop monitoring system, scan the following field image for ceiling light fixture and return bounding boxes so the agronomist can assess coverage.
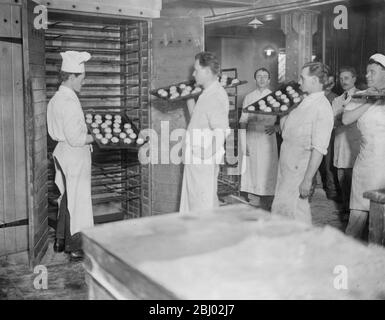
[264,46,276,58]
[248,17,264,29]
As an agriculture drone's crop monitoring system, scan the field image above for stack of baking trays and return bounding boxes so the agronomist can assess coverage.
[244,82,304,116]
[85,111,148,150]
[150,74,247,101]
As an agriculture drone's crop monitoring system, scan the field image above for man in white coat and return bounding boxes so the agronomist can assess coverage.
[272,62,334,223]
[179,52,230,213]
[239,68,278,210]
[47,51,94,260]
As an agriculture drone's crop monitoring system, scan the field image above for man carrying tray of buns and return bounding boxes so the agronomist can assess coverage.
[342,53,385,239]
[179,52,230,213]
[47,51,94,260]
[271,62,334,223]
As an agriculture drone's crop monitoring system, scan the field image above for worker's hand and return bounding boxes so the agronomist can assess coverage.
[299,178,312,199]
[86,134,94,144]
[265,124,279,135]
[186,97,195,107]
[367,87,379,94]
[334,114,344,128]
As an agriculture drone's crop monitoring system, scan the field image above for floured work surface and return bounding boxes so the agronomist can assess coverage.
[82,204,385,299]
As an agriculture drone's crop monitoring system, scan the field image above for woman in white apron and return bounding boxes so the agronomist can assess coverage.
[239,68,278,210]
[47,51,94,259]
[342,53,385,239]
[272,62,334,224]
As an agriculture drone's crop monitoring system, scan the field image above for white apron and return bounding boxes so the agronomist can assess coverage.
[47,86,94,235]
[271,92,334,223]
[180,163,220,213]
[239,89,278,195]
[332,88,361,169]
[179,81,229,213]
[350,100,385,211]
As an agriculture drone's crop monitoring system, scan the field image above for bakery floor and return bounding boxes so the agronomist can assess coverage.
[0,187,347,300]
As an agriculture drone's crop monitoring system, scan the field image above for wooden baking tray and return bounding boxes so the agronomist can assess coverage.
[244,82,304,116]
[150,77,247,102]
[84,111,148,150]
[351,92,385,101]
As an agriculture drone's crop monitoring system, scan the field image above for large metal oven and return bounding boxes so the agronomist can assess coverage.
[44,13,151,225]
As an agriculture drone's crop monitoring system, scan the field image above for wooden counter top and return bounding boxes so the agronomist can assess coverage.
[82,204,385,300]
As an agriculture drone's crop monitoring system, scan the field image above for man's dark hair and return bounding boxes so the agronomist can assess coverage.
[58,71,82,84]
[339,66,357,78]
[302,61,330,88]
[368,59,385,70]
[195,51,220,75]
[254,67,271,80]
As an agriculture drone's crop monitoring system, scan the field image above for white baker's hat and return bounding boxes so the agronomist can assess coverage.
[60,51,91,73]
[369,53,385,68]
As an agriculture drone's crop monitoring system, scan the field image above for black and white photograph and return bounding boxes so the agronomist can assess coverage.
[1,0,385,303]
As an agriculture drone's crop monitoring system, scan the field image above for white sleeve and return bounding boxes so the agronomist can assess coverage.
[311,101,334,155]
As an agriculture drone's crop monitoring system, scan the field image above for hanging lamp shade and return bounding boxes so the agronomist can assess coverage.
[248,17,264,29]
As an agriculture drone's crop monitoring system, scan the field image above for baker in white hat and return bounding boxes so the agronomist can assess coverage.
[47,51,94,260]
[342,53,385,239]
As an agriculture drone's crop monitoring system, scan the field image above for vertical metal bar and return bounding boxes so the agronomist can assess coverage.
[138,22,143,217]
[121,24,129,218]
[218,68,241,197]
[322,14,326,64]
[232,68,238,195]
[147,19,153,216]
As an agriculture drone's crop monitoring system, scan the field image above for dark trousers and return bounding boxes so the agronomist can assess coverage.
[54,157,82,253]
[337,168,353,212]
[318,130,339,196]
[345,210,369,240]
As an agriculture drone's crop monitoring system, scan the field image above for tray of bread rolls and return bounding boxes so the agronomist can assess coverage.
[150,74,247,102]
[84,111,148,150]
[244,82,304,116]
